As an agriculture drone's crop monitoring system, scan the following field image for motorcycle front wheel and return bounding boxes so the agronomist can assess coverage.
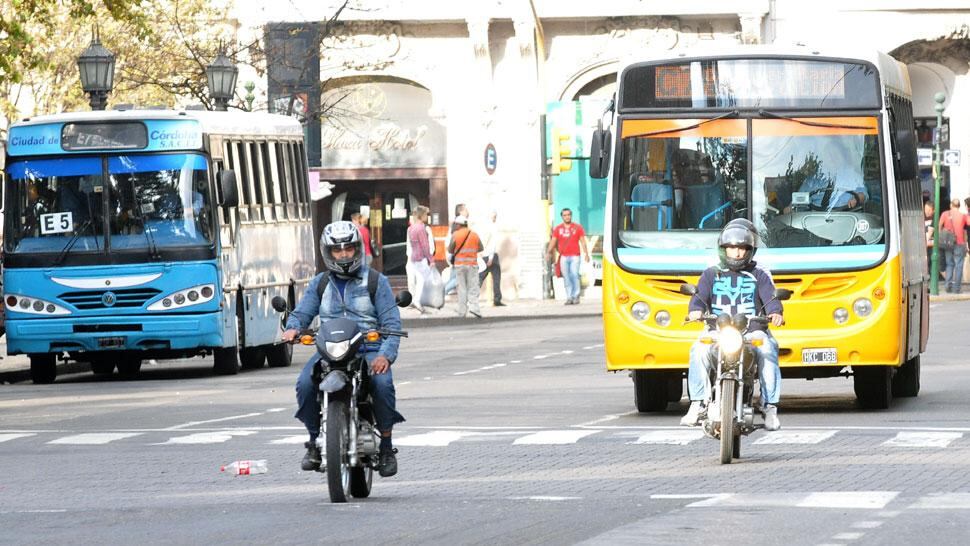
[326,399,353,503]
[719,378,737,465]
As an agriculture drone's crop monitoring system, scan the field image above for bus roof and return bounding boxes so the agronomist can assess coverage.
[617,44,911,97]
[10,109,305,138]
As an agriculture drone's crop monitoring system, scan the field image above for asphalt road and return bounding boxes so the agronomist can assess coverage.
[2,303,970,545]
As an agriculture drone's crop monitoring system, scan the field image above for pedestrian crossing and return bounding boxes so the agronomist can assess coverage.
[0,427,967,450]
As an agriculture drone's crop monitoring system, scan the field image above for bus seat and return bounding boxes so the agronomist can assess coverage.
[629,180,673,231]
[683,182,728,229]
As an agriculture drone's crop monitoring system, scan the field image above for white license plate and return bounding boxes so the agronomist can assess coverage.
[802,348,837,364]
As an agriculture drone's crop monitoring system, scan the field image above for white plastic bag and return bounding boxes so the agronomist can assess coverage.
[416,261,445,309]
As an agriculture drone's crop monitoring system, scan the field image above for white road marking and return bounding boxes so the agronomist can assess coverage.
[453,369,482,376]
[266,408,287,413]
[48,433,142,445]
[510,360,522,364]
[753,430,839,445]
[397,381,412,386]
[832,532,865,540]
[164,412,265,431]
[631,430,704,445]
[561,350,574,355]
[512,430,599,445]
[851,521,884,529]
[0,433,35,443]
[159,430,257,445]
[797,492,899,509]
[533,354,551,360]
[909,493,970,509]
[271,435,308,445]
[395,431,473,447]
[882,431,963,448]
[575,412,632,427]
[507,496,581,501]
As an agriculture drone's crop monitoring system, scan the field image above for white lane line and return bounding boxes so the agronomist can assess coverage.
[453,369,483,376]
[909,493,970,509]
[395,431,472,447]
[533,354,552,360]
[753,430,838,445]
[631,430,704,445]
[159,430,257,445]
[163,412,265,431]
[561,350,574,355]
[507,496,581,501]
[882,431,963,448]
[510,360,522,364]
[0,433,36,443]
[832,532,865,540]
[266,408,287,413]
[513,430,599,445]
[397,381,412,386]
[582,345,597,350]
[48,433,142,445]
[797,492,899,509]
[851,521,884,529]
[271,435,308,445]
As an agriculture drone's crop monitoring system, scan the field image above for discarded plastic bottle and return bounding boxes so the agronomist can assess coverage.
[221,459,268,475]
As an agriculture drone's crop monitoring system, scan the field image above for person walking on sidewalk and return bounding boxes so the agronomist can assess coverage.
[445,203,469,296]
[939,198,970,293]
[546,208,590,305]
[478,210,504,306]
[448,215,484,318]
[406,206,435,312]
[351,212,375,268]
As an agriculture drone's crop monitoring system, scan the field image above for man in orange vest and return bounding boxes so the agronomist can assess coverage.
[447,215,484,318]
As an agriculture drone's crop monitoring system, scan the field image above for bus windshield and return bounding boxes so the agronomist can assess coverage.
[5,153,213,256]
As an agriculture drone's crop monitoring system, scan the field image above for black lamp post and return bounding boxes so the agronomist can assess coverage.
[206,51,238,111]
[76,27,115,111]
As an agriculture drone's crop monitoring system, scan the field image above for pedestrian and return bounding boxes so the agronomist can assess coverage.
[447,215,484,318]
[405,206,435,312]
[478,210,504,306]
[444,203,469,296]
[351,212,374,267]
[545,208,590,305]
[939,198,969,293]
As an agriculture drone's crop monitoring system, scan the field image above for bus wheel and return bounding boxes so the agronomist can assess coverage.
[666,374,684,402]
[117,356,142,379]
[213,347,240,375]
[90,358,115,376]
[239,347,266,370]
[632,370,669,412]
[854,366,893,409]
[29,354,57,384]
[266,342,293,368]
[892,356,920,398]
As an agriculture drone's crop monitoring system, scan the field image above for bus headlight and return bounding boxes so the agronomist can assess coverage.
[631,301,650,321]
[719,327,743,356]
[834,307,849,324]
[3,294,71,316]
[654,310,671,327]
[148,284,216,311]
[853,298,873,317]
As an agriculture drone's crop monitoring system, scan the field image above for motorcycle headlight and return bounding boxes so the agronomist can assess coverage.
[325,340,352,360]
[719,327,743,356]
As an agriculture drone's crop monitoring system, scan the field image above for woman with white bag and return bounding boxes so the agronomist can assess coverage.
[405,206,436,312]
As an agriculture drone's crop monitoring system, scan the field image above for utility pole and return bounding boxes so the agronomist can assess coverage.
[930,91,946,295]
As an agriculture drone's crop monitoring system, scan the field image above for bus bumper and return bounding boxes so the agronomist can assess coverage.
[5,312,224,355]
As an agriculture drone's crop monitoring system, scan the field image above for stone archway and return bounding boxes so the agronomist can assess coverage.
[891,31,970,76]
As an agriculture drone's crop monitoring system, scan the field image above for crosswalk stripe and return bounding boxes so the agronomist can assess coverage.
[882,431,963,448]
[513,430,599,445]
[631,430,704,445]
[396,431,474,447]
[909,493,970,509]
[796,492,899,509]
[48,433,142,445]
[159,431,257,445]
[271,435,309,445]
[655,491,899,509]
[0,433,36,443]
[753,430,838,445]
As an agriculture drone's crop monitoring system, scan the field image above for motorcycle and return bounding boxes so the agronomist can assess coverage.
[271,292,410,502]
[679,284,791,464]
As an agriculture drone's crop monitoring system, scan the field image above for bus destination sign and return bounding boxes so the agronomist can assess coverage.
[62,122,148,150]
[6,119,203,156]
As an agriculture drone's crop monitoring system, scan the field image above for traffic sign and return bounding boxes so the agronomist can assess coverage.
[944,149,961,167]
[918,148,932,167]
[484,143,497,175]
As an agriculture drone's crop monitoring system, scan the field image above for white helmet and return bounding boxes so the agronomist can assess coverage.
[320,221,364,276]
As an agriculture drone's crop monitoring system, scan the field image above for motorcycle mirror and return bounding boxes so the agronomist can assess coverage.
[271,296,288,312]
[679,283,698,296]
[396,290,413,308]
[774,288,793,301]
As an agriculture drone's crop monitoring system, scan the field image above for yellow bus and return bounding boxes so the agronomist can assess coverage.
[588,46,926,411]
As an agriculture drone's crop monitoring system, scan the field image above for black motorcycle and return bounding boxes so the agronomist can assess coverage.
[272,292,410,502]
[680,284,791,464]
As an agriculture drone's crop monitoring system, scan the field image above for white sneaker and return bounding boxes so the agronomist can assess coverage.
[763,404,780,431]
[680,401,705,426]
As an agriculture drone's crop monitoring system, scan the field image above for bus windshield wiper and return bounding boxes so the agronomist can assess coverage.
[132,193,160,260]
[54,218,94,266]
[631,110,740,138]
[756,109,874,131]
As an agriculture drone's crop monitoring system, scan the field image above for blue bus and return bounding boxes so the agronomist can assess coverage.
[3,110,316,383]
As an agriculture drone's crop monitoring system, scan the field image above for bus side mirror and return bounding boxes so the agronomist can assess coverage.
[218,170,238,208]
[774,288,793,301]
[588,128,612,179]
[679,283,698,296]
[895,127,917,180]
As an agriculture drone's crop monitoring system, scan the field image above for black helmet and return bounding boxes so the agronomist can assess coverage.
[724,218,756,235]
[320,221,364,276]
[717,223,757,271]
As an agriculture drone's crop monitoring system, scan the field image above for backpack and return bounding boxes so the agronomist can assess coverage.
[316,269,380,304]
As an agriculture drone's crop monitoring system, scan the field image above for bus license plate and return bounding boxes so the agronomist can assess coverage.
[98,336,126,349]
[802,348,837,364]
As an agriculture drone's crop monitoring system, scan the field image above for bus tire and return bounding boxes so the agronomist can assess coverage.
[239,347,266,369]
[633,370,669,412]
[29,354,57,384]
[892,356,920,398]
[213,347,240,375]
[90,358,115,376]
[266,342,293,368]
[117,356,142,379]
[854,366,893,409]
[666,374,684,402]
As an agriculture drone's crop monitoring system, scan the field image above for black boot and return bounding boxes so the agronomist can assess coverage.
[379,447,398,477]
[301,441,321,471]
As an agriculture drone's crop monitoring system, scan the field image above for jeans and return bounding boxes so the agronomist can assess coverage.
[479,253,502,303]
[455,265,480,316]
[295,352,405,439]
[944,245,967,293]
[561,255,581,300]
[687,330,781,405]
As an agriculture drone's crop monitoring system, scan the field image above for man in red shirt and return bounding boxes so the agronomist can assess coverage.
[546,208,590,305]
[939,198,970,293]
[352,212,374,267]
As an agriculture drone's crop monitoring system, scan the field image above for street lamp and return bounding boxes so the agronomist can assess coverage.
[76,27,115,111]
[205,51,238,111]
[930,91,947,295]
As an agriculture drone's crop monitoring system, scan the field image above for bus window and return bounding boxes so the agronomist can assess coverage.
[248,142,266,222]
[260,142,279,222]
[229,141,251,223]
[296,142,310,218]
[277,142,296,220]
[286,142,304,219]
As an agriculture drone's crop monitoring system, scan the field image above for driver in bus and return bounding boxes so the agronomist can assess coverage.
[789,166,869,211]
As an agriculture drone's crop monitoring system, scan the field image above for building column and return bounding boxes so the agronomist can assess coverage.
[739,12,766,44]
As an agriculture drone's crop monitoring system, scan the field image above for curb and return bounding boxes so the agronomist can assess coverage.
[928,294,970,302]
